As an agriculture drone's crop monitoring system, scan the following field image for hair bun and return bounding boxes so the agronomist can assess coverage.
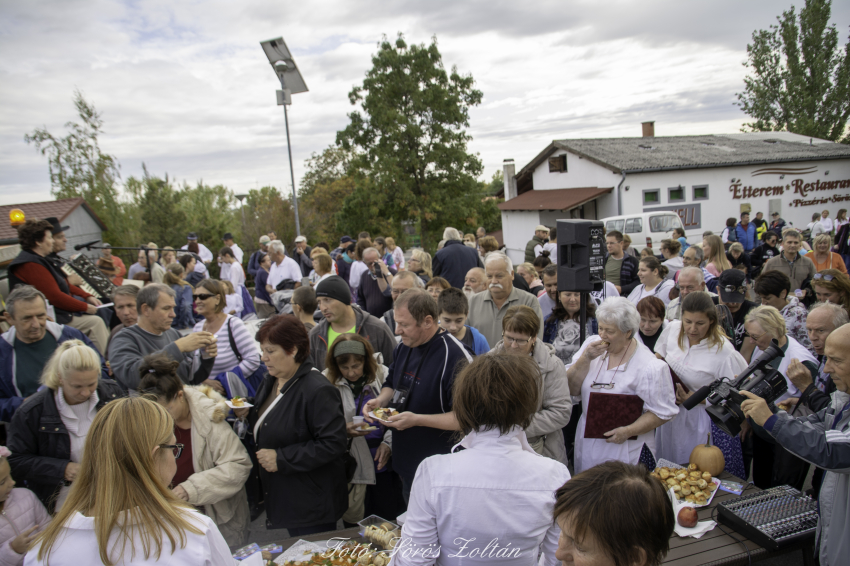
[540,250,550,258]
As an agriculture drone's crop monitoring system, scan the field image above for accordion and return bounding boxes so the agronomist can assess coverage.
[60,254,117,300]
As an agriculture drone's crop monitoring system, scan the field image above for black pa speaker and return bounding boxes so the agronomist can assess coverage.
[558,219,605,292]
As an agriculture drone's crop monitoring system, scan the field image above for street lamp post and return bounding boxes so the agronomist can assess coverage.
[235,193,248,241]
[260,36,308,237]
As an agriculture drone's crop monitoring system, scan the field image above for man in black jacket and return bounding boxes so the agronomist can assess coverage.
[749,231,779,279]
[432,227,482,289]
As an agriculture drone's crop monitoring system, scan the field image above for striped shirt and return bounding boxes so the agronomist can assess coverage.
[193,315,261,377]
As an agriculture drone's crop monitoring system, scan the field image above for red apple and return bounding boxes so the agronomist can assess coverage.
[677,507,699,528]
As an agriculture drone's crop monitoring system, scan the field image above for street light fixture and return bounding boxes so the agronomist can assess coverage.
[260,36,308,237]
[235,194,248,239]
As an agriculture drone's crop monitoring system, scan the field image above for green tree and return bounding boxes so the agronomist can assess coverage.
[242,186,296,248]
[24,91,129,242]
[138,167,187,247]
[337,34,484,250]
[299,145,354,198]
[176,181,235,250]
[736,0,850,142]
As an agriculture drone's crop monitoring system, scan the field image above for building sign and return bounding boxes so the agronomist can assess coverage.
[730,176,850,207]
[642,204,701,229]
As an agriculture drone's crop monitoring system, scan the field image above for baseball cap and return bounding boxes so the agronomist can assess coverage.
[718,269,747,303]
[294,236,307,243]
[340,235,353,243]
[259,235,271,244]
[535,225,550,232]
[187,232,198,240]
[222,232,234,241]
[771,212,779,217]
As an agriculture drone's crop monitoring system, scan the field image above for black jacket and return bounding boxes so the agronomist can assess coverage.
[726,250,753,278]
[7,379,124,512]
[248,361,348,529]
[749,242,779,277]
[8,250,75,324]
[432,240,482,289]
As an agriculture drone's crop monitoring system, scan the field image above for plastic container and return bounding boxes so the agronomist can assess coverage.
[357,514,398,537]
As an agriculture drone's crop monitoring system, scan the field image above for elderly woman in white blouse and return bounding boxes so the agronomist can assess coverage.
[567,297,678,474]
[654,292,747,475]
[396,352,570,566]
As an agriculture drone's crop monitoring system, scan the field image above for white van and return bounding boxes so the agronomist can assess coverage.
[601,211,684,250]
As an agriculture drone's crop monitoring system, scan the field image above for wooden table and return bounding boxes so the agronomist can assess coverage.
[268,473,816,565]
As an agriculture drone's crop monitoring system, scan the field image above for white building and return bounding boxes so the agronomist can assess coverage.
[499,123,850,264]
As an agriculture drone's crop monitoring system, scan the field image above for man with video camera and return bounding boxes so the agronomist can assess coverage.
[741,324,850,566]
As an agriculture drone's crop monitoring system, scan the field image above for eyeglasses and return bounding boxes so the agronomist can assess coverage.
[160,443,184,458]
[746,331,767,341]
[502,334,531,346]
[193,293,216,301]
[590,382,616,389]
[814,273,835,282]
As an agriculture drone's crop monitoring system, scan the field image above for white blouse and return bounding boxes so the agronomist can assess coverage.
[654,322,747,465]
[627,279,675,307]
[25,509,233,566]
[569,336,678,474]
[393,427,570,566]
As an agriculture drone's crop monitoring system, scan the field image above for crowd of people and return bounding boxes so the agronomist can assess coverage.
[0,213,848,565]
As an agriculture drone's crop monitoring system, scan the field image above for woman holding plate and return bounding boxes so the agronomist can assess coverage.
[567,297,678,474]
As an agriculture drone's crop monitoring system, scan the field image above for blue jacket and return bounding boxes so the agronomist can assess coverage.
[247,250,264,278]
[432,240,482,289]
[170,284,196,329]
[465,325,490,355]
[0,321,109,422]
[735,222,757,252]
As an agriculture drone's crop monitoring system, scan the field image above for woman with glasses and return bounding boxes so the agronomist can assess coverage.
[653,292,747,476]
[408,249,432,284]
[742,306,818,489]
[811,269,850,314]
[26,397,235,565]
[627,257,675,307]
[492,305,571,464]
[395,353,570,566]
[138,354,251,546]
[809,233,848,274]
[7,340,124,514]
[191,279,261,393]
[567,297,677,474]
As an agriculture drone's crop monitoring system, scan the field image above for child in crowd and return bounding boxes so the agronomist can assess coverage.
[0,447,50,565]
[220,280,243,318]
[437,288,490,355]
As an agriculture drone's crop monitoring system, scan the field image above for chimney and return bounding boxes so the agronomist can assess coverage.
[503,159,517,200]
[642,121,655,137]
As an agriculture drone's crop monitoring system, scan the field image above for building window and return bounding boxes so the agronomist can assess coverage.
[693,185,709,200]
[643,189,660,205]
[668,186,685,203]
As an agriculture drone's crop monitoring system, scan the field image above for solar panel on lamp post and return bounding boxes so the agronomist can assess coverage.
[260,36,308,237]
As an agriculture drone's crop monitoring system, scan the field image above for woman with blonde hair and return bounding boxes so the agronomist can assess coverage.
[384,236,405,270]
[139,354,251,546]
[812,269,850,314]
[408,249,432,283]
[26,397,233,565]
[164,262,195,329]
[7,340,124,513]
[742,305,818,489]
[310,253,335,287]
[703,234,732,277]
[159,246,177,267]
[809,233,847,274]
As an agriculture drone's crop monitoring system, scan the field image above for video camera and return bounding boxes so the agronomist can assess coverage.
[682,340,786,437]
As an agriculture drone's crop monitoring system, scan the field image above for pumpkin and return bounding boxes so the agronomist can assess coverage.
[689,434,725,476]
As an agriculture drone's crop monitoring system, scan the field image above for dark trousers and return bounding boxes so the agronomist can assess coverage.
[752,434,809,490]
[287,522,338,537]
[563,402,582,469]
[401,477,413,506]
[365,470,406,520]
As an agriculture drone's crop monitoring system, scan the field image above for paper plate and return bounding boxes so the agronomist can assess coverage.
[226,399,253,409]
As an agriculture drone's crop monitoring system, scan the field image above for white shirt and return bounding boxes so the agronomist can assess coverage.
[349,260,368,291]
[267,256,302,289]
[534,242,558,264]
[181,243,213,263]
[752,336,818,403]
[627,279,675,307]
[569,336,678,474]
[228,261,245,289]
[225,293,243,317]
[55,388,98,511]
[24,509,233,566]
[653,322,747,465]
[820,217,834,232]
[394,427,570,566]
[229,243,244,263]
[538,293,556,321]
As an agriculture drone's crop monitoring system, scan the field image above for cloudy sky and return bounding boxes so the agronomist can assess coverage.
[1,0,848,206]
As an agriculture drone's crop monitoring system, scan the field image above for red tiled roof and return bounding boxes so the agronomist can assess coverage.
[497,187,613,211]
[0,198,107,241]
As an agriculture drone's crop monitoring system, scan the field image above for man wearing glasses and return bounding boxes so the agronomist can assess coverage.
[716,269,756,351]
[762,230,816,296]
[664,267,717,321]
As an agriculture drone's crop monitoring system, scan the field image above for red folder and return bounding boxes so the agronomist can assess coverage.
[584,392,644,440]
[667,364,690,394]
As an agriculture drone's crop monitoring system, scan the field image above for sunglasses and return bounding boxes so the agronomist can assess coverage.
[719,285,746,294]
[814,273,835,282]
[193,293,216,301]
